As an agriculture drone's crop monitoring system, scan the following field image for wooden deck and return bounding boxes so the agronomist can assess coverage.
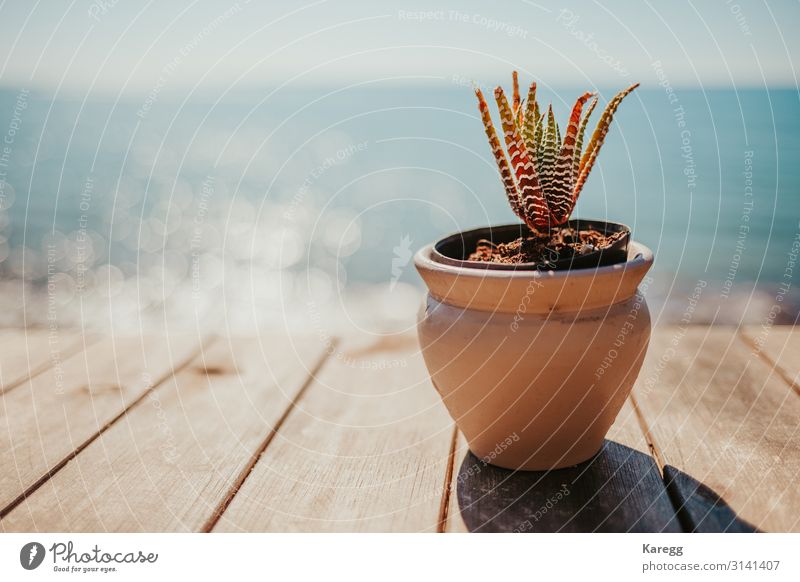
[0,325,797,533]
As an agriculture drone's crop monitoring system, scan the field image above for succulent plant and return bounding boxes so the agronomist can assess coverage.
[476,72,638,231]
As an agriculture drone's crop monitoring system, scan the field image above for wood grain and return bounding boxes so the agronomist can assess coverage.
[741,325,800,394]
[1,326,797,533]
[1,336,329,532]
[451,399,680,532]
[0,334,204,516]
[213,333,454,532]
[0,330,94,395]
[632,326,800,532]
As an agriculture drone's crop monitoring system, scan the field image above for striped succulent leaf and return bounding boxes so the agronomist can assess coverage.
[475,88,524,219]
[537,106,559,195]
[549,92,594,223]
[574,83,640,201]
[512,71,522,124]
[521,82,539,151]
[534,113,545,153]
[474,72,637,229]
[572,96,598,185]
[494,88,551,227]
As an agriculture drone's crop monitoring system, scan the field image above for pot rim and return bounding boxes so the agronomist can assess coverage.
[416,236,653,281]
[415,224,654,313]
[431,219,632,271]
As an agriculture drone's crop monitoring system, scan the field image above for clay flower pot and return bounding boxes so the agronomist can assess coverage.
[415,221,654,470]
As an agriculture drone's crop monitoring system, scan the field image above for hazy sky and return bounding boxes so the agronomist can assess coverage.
[0,0,797,94]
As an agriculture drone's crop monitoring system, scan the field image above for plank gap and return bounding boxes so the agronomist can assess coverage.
[629,394,666,473]
[633,327,800,532]
[0,334,100,396]
[202,339,338,533]
[436,425,459,533]
[0,334,213,519]
[630,393,692,532]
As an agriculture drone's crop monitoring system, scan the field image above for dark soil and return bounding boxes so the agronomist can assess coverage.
[468,226,626,267]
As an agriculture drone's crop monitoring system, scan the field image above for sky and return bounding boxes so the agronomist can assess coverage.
[0,0,797,95]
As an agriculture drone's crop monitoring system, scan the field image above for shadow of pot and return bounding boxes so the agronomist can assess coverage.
[454,440,759,533]
[415,222,654,470]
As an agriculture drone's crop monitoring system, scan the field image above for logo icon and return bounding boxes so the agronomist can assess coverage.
[20,542,46,570]
[390,234,413,290]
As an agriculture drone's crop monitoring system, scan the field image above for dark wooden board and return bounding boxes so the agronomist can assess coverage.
[456,440,681,533]
[633,327,800,531]
[663,466,759,533]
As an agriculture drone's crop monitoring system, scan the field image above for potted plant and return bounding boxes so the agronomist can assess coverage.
[415,72,653,470]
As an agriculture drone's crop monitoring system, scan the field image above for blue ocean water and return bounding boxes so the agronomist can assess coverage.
[0,82,798,327]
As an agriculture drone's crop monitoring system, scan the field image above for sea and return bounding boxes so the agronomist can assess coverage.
[0,81,798,333]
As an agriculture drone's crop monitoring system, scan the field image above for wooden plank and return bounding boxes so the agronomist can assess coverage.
[444,430,469,533]
[663,466,758,532]
[451,399,679,532]
[213,333,454,532]
[444,399,656,532]
[632,326,800,532]
[1,336,329,532]
[0,330,95,395]
[741,325,800,394]
[0,334,205,516]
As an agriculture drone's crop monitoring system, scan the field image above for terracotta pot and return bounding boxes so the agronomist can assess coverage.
[415,223,654,470]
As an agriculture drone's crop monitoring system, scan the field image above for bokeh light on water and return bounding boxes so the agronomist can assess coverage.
[0,83,798,333]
